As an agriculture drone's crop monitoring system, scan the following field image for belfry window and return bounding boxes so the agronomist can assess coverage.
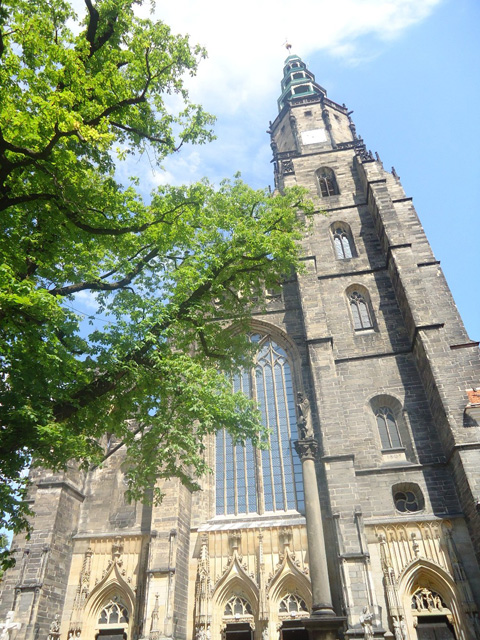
[375,406,402,449]
[216,335,304,516]
[316,167,339,197]
[331,222,355,259]
[349,290,374,330]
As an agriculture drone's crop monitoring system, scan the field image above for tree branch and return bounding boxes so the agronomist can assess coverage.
[51,251,271,421]
[49,246,161,296]
[110,121,172,147]
[60,200,196,236]
[84,0,99,51]
[0,192,55,212]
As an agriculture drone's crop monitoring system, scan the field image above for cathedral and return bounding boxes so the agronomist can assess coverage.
[1,54,480,640]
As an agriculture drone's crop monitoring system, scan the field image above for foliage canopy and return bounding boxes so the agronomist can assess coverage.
[0,0,312,560]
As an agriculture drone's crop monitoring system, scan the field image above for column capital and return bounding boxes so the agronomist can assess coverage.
[294,438,319,461]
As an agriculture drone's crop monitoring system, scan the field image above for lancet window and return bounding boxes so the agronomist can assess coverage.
[375,406,402,449]
[216,334,304,516]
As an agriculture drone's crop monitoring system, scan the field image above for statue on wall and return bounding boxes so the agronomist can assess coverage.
[47,614,60,640]
[296,392,314,439]
[0,613,21,640]
[393,618,407,640]
[360,606,374,640]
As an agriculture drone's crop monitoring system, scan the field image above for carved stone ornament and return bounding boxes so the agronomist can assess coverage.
[0,612,21,640]
[47,615,61,640]
[294,438,318,461]
[411,588,445,613]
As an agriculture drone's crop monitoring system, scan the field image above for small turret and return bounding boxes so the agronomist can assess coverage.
[277,54,326,112]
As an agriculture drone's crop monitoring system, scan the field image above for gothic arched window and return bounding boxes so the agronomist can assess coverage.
[216,335,304,516]
[331,222,355,259]
[375,406,402,449]
[316,167,339,197]
[348,290,374,330]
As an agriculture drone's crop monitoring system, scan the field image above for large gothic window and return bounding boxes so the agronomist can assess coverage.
[216,335,305,516]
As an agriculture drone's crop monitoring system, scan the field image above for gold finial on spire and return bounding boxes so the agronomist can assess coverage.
[283,39,292,53]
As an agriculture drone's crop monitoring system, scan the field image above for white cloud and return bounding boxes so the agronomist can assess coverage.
[138,0,442,185]
[153,0,442,116]
[75,0,442,190]
[74,290,99,312]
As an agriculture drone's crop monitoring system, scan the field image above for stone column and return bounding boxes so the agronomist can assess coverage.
[294,438,345,640]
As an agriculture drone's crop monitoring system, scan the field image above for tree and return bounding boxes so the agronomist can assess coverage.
[0,0,312,559]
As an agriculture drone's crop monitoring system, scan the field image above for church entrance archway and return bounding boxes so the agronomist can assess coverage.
[415,615,456,640]
[279,620,308,640]
[96,629,127,640]
[224,622,253,640]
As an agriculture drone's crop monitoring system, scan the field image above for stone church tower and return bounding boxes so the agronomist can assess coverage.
[1,55,480,640]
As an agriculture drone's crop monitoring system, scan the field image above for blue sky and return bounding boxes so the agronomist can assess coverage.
[136,0,478,342]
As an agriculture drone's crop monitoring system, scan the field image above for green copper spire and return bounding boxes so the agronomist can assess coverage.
[277,54,326,112]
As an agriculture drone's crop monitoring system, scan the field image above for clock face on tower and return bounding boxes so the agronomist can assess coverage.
[301,128,327,145]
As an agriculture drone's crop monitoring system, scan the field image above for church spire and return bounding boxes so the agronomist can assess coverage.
[277,53,326,112]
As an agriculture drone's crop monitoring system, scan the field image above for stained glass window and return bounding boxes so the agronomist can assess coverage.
[216,335,304,516]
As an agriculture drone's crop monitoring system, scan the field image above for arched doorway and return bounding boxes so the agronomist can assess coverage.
[95,597,129,640]
[278,594,309,640]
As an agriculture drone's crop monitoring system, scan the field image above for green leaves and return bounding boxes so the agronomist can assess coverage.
[0,0,314,561]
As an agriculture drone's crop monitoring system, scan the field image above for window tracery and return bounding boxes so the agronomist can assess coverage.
[392,482,424,513]
[278,594,309,617]
[98,599,129,625]
[223,596,253,618]
[394,490,419,513]
[411,588,446,613]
